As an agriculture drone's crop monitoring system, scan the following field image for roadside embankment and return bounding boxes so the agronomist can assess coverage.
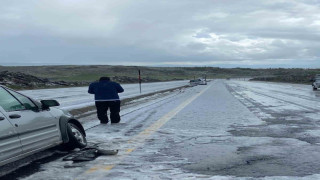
[250,75,314,84]
[71,85,189,118]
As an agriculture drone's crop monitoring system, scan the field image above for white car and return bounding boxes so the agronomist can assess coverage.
[189,80,199,86]
[199,79,207,85]
[0,85,87,166]
[190,79,207,86]
[312,74,320,90]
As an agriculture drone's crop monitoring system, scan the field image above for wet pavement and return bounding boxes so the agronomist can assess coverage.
[3,80,320,179]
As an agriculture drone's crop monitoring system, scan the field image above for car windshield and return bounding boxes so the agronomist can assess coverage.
[0,87,25,112]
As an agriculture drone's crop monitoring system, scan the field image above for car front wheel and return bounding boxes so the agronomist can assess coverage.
[63,122,87,150]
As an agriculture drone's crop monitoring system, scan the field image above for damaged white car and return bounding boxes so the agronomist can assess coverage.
[0,85,87,166]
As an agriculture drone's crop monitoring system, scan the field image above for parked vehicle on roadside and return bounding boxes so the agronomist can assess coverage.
[312,74,320,90]
[199,79,207,85]
[0,85,87,166]
[189,79,199,86]
[190,78,207,86]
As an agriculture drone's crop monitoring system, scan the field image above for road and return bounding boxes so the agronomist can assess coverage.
[3,80,320,180]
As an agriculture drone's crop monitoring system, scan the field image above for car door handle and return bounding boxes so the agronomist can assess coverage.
[9,114,21,119]
[0,117,5,121]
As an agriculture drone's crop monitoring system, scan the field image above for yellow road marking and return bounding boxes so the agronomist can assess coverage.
[103,165,114,171]
[126,148,134,153]
[86,167,99,173]
[78,85,212,179]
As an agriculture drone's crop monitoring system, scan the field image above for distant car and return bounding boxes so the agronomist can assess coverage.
[190,79,207,86]
[189,80,198,86]
[312,74,320,90]
[199,79,207,85]
[0,85,87,166]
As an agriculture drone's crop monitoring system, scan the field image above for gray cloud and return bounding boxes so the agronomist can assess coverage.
[0,0,319,67]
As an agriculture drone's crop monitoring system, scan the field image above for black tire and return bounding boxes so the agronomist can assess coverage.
[313,86,318,91]
[63,122,87,150]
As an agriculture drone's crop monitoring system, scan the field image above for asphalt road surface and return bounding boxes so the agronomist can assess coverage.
[3,80,320,180]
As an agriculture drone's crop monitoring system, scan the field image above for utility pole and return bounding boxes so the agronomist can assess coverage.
[138,69,142,94]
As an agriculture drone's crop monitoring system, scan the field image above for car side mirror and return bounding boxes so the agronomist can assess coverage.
[41,100,60,110]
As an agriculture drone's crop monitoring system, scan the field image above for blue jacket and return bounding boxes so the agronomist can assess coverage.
[88,80,124,101]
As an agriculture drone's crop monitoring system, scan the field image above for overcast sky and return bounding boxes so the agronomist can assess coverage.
[0,0,319,67]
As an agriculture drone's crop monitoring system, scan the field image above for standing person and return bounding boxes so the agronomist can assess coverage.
[88,77,124,124]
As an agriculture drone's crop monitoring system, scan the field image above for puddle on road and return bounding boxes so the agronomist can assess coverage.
[177,134,320,177]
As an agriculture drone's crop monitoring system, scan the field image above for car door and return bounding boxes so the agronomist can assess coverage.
[0,91,23,165]
[0,87,22,165]
[1,87,61,153]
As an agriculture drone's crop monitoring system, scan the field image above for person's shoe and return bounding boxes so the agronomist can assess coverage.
[100,121,108,124]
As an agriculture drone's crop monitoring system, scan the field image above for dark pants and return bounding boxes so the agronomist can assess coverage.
[95,101,121,124]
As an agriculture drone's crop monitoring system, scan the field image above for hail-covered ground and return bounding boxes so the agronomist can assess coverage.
[20,81,188,110]
[2,80,320,180]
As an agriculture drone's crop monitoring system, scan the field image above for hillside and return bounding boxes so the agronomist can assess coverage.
[0,65,319,89]
[0,71,87,89]
[0,65,233,82]
[0,65,275,82]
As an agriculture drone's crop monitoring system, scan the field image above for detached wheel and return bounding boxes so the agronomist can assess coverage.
[64,122,87,150]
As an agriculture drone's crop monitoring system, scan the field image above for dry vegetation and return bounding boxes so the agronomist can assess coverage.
[0,65,319,89]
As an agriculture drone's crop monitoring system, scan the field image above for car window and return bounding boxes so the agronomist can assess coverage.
[0,87,25,112]
[7,89,38,111]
